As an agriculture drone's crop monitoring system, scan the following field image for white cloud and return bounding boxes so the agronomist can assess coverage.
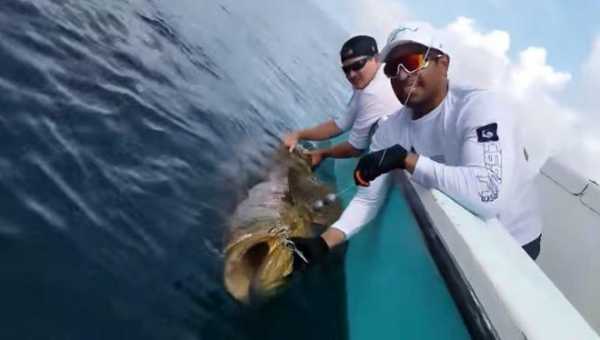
[312,0,413,47]
[571,36,600,180]
[351,0,412,43]
[508,47,572,97]
[442,17,511,89]
[581,36,600,110]
[447,17,510,58]
[582,37,600,82]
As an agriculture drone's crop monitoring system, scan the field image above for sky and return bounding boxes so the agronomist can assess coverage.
[313,0,600,182]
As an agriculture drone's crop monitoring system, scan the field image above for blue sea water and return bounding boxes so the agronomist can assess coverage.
[0,1,468,339]
[0,0,350,338]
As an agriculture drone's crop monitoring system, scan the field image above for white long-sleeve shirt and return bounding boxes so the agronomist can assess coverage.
[334,68,400,150]
[332,84,542,246]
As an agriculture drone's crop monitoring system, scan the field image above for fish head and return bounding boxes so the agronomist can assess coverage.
[223,230,294,303]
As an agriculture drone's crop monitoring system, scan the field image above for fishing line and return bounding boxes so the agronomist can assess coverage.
[376,43,433,168]
[312,184,354,209]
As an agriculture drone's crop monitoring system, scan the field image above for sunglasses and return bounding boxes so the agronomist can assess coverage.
[342,56,370,74]
[384,52,441,79]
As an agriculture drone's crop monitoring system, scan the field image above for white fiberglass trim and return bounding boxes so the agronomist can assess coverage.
[409,179,599,339]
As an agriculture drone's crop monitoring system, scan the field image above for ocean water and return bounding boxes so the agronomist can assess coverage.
[0,1,468,339]
[0,0,351,339]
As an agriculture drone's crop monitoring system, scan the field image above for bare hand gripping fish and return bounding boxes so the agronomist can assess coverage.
[223,146,342,303]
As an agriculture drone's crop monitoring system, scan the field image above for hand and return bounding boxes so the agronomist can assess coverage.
[306,150,325,167]
[289,236,330,271]
[354,144,408,186]
[282,132,301,152]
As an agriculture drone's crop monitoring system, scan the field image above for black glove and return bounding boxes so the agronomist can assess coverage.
[289,236,329,271]
[354,144,408,185]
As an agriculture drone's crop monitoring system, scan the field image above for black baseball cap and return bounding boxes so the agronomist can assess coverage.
[340,35,378,63]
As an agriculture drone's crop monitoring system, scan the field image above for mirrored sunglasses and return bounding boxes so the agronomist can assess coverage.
[383,53,432,79]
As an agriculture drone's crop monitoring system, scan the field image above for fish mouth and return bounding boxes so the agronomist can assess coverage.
[224,234,294,303]
[245,241,270,271]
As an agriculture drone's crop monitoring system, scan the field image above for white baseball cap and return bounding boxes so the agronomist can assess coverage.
[378,22,446,63]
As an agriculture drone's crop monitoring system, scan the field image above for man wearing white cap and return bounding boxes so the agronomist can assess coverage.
[283,35,399,166]
[290,22,543,269]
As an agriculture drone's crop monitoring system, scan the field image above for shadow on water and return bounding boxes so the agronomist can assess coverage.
[173,246,349,340]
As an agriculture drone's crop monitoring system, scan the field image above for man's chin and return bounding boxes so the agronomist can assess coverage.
[351,79,369,90]
[395,91,413,104]
[396,93,421,108]
[402,87,425,104]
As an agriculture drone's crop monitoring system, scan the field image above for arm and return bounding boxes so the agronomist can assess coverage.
[290,175,391,269]
[354,93,513,219]
[307,141,362,167]
[323,121,396,246]
[410,109,514,219]
[296,120,343,141]
[283,120,343,152]
[307,89,392,164]
[325,173,392,247]
[284,93,359,150]
[319,141,362,159]
[410,147,504,219]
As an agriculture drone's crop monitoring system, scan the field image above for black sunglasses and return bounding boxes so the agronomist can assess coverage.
[342,57,370,74]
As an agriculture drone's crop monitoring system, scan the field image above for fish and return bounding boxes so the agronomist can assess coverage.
[223,146,342,303]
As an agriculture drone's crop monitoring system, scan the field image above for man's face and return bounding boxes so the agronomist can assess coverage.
[384,44,448,108]
[342,56,378,90]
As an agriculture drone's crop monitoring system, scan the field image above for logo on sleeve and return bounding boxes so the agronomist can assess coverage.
[476,123,499,143]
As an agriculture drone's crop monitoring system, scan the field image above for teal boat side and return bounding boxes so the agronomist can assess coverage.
[332,156,470,340]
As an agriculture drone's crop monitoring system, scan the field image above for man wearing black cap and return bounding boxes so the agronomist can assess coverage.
[283,35,398,167]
